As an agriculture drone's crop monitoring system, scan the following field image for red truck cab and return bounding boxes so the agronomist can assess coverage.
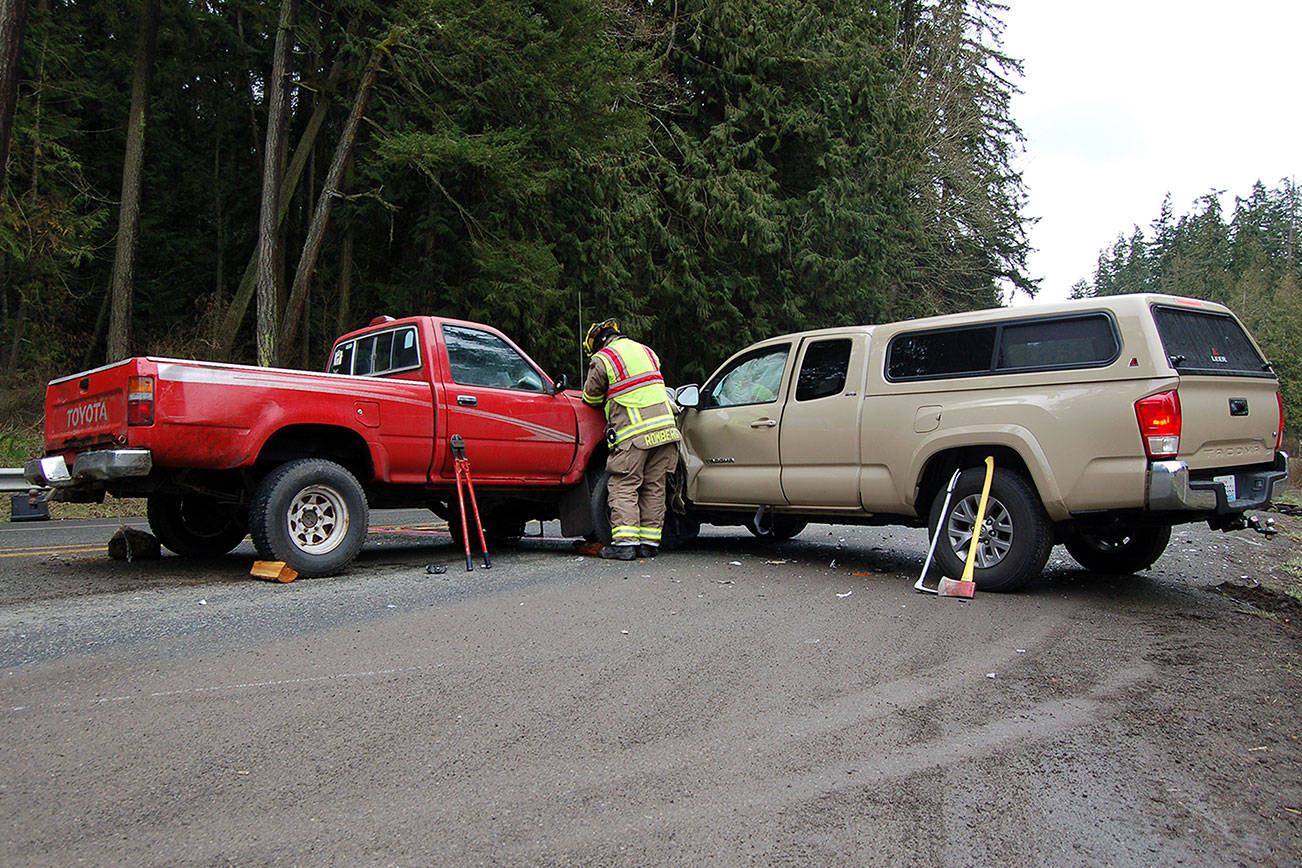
[329,316,593,487]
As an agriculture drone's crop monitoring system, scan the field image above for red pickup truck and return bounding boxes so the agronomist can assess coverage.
[25,316,612,576]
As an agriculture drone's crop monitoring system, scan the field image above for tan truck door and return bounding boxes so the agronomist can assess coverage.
[683,343,793,506]
[777,335,866,507]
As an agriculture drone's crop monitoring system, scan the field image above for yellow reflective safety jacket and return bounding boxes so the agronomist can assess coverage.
[582,337,681,449]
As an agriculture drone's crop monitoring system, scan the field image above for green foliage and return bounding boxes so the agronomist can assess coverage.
[0,422,43,467]
[2,0,1033,396]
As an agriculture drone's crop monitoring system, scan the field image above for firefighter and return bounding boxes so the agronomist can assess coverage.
[582,319,681,560]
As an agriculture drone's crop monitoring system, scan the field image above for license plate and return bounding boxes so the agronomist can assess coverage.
[1213,474,1237,501]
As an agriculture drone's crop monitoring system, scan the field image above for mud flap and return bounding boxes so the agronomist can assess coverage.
[559,475,598,537]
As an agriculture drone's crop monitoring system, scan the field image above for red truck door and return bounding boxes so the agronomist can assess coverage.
[436,323,578,482]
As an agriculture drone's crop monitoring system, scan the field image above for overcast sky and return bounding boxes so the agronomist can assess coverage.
[999,1,1301,304]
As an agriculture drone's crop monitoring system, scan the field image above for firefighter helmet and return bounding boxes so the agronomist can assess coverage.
[583,318,621,356]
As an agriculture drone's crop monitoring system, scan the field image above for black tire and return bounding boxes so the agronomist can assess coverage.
[590,469,698,550]
[745,512,807,541]
[590,470,615,546]
[663,509,701,549]
[249,459,368,578]
[927,466,1052,592]
[445,510,465,547]
[146,492,248,558]
[1064,524,1171,574]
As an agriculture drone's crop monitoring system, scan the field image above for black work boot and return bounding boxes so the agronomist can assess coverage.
[637,544,658,558]
[599,544,637,561]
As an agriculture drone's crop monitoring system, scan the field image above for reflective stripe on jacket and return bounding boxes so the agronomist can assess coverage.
[594,338,665,406]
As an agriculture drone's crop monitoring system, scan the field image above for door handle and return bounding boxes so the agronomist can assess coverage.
[750,418,777,428]
[457,395,478,407]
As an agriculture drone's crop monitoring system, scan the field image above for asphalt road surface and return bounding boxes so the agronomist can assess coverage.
[1,511,1299,865]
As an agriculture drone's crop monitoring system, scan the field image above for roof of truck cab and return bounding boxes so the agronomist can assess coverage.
[758,293,1233,345]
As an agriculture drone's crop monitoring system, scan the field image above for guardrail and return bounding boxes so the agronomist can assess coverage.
[1,467,32,492]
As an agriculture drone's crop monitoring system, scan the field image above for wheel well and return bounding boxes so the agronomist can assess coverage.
[256,425,374,483]
[914,446,1038,517]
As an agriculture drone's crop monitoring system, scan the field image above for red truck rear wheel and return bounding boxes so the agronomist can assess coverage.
[250,459,369,577]
[146,492,248,558]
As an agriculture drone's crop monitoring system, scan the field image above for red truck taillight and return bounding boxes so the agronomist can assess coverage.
[128,375,155,426]
[1135,390,1181,459]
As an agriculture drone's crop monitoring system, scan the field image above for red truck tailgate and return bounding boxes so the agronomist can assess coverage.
[43,360,141,455]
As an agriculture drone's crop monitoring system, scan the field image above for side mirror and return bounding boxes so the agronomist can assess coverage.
[675,384,700,409]
[551,373,569,395]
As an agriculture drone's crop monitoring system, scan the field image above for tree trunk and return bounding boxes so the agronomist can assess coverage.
[335,162,356,336]
[214,6,364,361]
[254,0,297,367]
[279,42,385,354]
[0,0,28,181]
[105,0,159,363]
[83,271,112,369]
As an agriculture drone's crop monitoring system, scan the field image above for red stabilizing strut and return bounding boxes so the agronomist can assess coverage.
[460,460,491,569]
[453,458,473,572]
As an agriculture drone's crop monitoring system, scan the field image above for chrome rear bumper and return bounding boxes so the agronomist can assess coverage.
[1147,451,1289,513]
[24,449,153,487]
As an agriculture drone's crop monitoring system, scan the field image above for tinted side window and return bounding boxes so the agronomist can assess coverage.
[354,335,376,375]
[1151,305,1271,377]
[887,326,996,380]
[702,345,790,408]
[796,339,852,401]
[996,315,1118,370]
[373,331,395,372]
[393,328,419,369]
[443,325,545,392]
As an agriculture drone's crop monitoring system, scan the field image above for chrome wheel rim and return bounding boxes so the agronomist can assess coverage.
[288,485,349,554]
[946,494,1014,568]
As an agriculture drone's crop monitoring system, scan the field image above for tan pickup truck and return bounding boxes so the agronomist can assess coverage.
[668,293,1290,590]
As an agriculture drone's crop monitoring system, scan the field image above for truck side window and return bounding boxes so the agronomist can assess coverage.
[373,330,395,372]
[796,339,852,401]
[393,328,419,370]
[703,345,790,408]
[443,325,546,392]
[330,343,354,374]
[887,326,996,380]
[996,315,1118,370]
[354,335,375,376]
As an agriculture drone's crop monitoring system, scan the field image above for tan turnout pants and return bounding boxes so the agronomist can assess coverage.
[606,441,680,546]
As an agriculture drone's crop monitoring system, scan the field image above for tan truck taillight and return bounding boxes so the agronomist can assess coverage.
[1277,392,1285,451]
[128,376,155,426]
[1135,390,1180,459]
